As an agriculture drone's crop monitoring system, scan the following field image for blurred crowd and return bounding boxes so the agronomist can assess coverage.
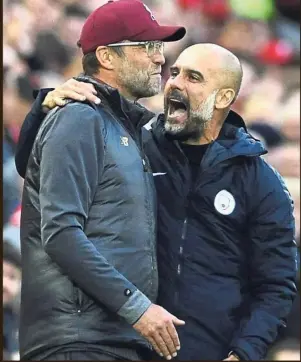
[3,0,300,360]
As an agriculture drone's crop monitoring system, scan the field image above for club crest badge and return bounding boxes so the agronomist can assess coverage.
[214,190,236,215]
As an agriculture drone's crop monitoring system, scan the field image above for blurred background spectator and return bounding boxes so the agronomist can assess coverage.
[3,0,300,360]
[3,241,21,360]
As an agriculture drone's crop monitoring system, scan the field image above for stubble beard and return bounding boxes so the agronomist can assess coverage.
[164,90,218,141]
[117,63,161,100]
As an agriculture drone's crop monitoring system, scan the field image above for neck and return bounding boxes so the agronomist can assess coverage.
[94,72,138,102]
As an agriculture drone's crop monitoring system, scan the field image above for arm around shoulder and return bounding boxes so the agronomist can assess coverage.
[15,88,54,178]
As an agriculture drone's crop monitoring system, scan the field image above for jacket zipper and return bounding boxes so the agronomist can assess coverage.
[143,170,157,299]
[132,125,157,298]
[175,214,188,300]
[105,111,157,297]
[173,141,212,308]
[142,155,157,299]
[172,143,192,310]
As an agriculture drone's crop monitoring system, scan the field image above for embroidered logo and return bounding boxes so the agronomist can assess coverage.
[120,136,129,146]
[214,190,236,215]
[143,4,156,21]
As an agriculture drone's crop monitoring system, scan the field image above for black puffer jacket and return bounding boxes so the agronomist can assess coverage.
[19,76,158,359]
[143,113,297,360]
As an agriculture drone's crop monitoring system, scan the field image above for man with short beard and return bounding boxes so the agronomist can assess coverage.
[16,43,297,361]
[17,1,187,361]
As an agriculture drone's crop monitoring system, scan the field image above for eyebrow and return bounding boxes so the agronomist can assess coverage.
[170,66,205,81]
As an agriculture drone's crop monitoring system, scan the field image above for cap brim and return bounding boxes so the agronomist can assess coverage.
[134,25,186,42]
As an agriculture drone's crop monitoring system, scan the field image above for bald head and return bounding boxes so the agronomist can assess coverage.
[164,43,243,143]
[177,43,243,99]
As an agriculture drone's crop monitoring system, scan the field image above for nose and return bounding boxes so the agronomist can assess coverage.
[168,73,185,91]
[152,52,165,66]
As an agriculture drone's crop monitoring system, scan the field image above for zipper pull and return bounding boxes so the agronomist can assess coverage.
[142,159,147,172]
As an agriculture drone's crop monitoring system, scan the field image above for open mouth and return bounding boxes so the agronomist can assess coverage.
[168,98,188,121]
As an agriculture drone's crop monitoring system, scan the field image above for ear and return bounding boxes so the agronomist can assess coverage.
[215,88,236,110]
[95,46,114,70]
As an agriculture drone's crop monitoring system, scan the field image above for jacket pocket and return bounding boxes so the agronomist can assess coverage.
[196,304,237,345]
[73,284,81,311]
[73,284,95,313]
[73,284,88,312]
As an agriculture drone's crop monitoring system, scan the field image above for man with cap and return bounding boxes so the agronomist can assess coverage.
[17,1,186,360]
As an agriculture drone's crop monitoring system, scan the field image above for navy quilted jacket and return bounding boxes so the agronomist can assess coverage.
[142,112,297,360]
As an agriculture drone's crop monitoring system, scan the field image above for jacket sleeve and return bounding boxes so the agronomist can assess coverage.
[229,162,298,360]
[15,88,53,178]
[38,103,151,325]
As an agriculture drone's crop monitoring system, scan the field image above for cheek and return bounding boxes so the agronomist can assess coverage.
[131,53,151,70]
[186,86,207,111]
[189,95,203,112]
[130,60,152,81]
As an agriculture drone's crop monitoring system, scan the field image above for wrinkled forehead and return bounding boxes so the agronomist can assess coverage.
[172,50,222,78]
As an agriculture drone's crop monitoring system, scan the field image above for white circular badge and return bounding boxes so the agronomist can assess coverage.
[214,190,236,215]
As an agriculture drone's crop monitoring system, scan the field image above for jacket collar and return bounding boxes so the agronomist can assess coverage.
[74,74,155,131]
[152,110,267,169]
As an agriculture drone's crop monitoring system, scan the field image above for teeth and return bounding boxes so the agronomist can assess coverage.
[168,98,186,116]
[170,99,182,104]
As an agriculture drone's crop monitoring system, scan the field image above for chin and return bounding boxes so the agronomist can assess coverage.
[164,121,185,134]
[164,121,202,142]
[151,84,162,96]
[164,124,189,141]
[144,86,161,98]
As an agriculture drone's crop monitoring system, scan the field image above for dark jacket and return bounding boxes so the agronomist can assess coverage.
[19,77,158,359]
[143,112,297,360]
[16,91,297,361]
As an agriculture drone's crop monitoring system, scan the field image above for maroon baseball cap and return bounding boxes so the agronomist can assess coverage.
[78,0,186,54]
